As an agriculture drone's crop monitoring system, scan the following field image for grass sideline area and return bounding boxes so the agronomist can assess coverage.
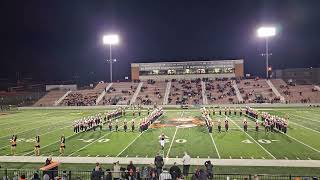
[0,106,320,175]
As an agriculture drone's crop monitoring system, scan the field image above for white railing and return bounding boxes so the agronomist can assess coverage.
[95,83,113,105]
[266,80,285,103]
[163,81,171,105]
[54,90,72,106]
[130,82,143,105]
[201,81,208,105]
[232,81,244,103]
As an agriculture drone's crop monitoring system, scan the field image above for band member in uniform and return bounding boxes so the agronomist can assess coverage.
[60,135,66,155]
[131,119,135,132]
[133,110,136,117]
[138,108,141,116]
[224,107,227,115]
[11,135,17,155]
[228,107,231,116]
[243,118,248,132]
[34,135,40,156]
[115,119,119,132]
[124,120,128,132]
[219,108,222,115]
[160,133,165,150]
[264,120,270,133]
[217,119,221,133]
[234,108,237,116]
[212,108,215,116]
[108,121,112,131]
[147,108,150,115]
[240,108,243,116]
[255,120,259,132]
[224,118,229,132]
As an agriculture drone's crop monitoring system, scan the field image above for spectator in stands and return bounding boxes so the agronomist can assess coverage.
[104,169,112,180]
[154,153,164,177]
[204,160,214,179]
[43,174,50,180]
[159,168,172,180]
[91,162,104,180]
[127,161,136,178]
[31,172,41,180]
[112,161,121,180]
[182,152,191,177]
[19,174,27,180]
[170,162,181,180]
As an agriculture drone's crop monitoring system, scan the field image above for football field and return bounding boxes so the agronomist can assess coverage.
[0,107,320,160]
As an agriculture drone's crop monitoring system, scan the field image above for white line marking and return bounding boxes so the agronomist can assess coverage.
[251,157,254,159]
[284,157,288,160]
[296,157,300,160]
[262,157,265,159]
[240,156,243,159]
[0,124,73,150]
[290,114,320,123]
[289,121,320,134]
[116,133,143,157]
[226,116,276,159]
[209,133,221,159]
[68,132,112,157]
[166,111,184,158]
[308,157,312,160]
[281,132,320,154]
[23,131,79,156]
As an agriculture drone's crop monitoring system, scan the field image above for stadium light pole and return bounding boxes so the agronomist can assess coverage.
[257,27,276,79]
[103,34,119,82]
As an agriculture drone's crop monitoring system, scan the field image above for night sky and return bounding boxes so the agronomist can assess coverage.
[1,0,319,83]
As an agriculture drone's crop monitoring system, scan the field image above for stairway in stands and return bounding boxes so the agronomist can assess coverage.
[130,82,143,105]
[163,81,171,105]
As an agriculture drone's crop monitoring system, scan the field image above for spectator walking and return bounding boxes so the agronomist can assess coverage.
[154,153,164,177]
[170,162,181,180]
[104,169,112,180]
[159,168,172,180]
[182,152,191,177]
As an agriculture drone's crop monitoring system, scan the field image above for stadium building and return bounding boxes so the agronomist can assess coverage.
[131,59,244,81]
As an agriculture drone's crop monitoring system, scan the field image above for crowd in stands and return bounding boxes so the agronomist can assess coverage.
[237,78,276,103]
[205,79,236,103]
[62,92,98,106]
[168,79,202,105]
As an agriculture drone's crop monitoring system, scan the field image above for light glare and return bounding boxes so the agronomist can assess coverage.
[257,27,276,37]
[103,34,119,45]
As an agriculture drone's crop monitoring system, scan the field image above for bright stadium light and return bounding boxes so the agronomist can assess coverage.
[103,34,119,45]
[257,26,276,78]
[103,34,119,82]
[257,27,276,37]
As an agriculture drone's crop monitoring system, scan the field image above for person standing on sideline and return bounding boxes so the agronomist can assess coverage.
[154,153,164,177]
[182,152,191,177]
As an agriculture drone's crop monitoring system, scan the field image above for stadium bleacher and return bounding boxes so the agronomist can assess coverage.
[99,82,139,105]
[168,79,203,105]
[237,79,276,103]
[135,80,166,105]
[205,79,237,104]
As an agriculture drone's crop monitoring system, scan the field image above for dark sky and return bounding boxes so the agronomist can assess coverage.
[0,0,319,83]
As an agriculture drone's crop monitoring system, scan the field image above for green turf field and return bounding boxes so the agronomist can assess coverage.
[0,107,320,160]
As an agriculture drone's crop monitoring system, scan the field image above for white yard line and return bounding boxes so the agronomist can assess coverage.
[0,119,71,139]
[290,114,320,123]
[116,133,144,157]
[281,132,320,154]
[226,116,276,159]
[0,124,73,150]
[166,111,184,158]
[209,133,221,159]
[68,132,112,157]
[289,121,320,134]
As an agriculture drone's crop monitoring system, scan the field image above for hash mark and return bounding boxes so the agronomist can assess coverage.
[240,156,243,159]
[284,157,288,160]
[262,157,265,159]
[296,157,300,160]
[197,156,199,158]
[229,156,232,159]
[251,157,254,159]
[308,157,312,160]
[126,155,128,157]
